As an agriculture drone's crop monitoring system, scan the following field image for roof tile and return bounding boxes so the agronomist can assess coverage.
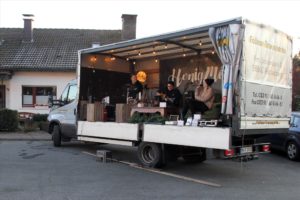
[0,28,122,71]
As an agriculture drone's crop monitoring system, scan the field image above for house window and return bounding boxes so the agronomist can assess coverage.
[22,86,57,107]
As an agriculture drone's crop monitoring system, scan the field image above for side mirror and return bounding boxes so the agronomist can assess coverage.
[48,95,53,108]
[293,124,298,128]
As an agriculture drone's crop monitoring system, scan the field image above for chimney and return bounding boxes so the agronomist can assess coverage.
[121,14,137,41]
[23,14,34,42]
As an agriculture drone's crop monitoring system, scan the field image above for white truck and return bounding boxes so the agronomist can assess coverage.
[48,18,292,167]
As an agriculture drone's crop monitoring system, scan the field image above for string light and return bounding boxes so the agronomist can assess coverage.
[126,58,130,61]
[155,58,158,63]
[152,46,156,54]
[211,50,215,55]
[90,56,97,63]
[198,40,202,46]
[138,51,142,56]
[164,44,168,49]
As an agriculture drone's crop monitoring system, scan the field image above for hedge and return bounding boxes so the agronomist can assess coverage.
[0,109,19,131]
[32,114,48,122]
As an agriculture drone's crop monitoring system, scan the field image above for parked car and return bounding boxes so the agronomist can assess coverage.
[262,112,300,161]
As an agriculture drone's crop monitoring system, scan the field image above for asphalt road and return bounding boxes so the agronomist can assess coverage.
[0,140,299,200]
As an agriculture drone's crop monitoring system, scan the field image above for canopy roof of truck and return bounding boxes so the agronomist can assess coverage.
[80,17,242,61]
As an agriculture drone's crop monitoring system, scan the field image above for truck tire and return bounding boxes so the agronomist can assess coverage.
[286,141,300,161]
[52,125,61,147]
[182,147,206,163]
[138,142,163,168]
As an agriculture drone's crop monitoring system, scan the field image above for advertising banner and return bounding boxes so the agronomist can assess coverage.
[241,20,292,117]
[159,55,221,93]
[209,24,244,115]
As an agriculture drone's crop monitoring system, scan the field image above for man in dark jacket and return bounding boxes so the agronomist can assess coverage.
[128,74,143,100]
[164,81,182,108]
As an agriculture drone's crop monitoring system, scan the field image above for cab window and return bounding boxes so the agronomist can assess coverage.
[60,84,77,104]
[60,86,69,102]
[67,85,77,102]
[293,116,300,127]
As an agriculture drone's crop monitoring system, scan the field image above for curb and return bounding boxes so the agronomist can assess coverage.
[0,138,51,141]
[0,132,51,141]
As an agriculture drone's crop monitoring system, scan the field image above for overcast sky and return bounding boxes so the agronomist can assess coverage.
[1,0,300,55]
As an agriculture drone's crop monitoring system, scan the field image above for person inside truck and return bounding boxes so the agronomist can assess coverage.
[156,81,182,116]
[181,78,215,119]
[128,74,143,101]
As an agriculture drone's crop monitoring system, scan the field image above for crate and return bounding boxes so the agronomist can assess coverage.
[96,150,112,163]
[87,103,95,122]
[116,104,132,123]
[87,102,106,122]
[79,101,87,120]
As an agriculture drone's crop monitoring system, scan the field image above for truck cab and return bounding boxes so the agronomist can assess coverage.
[47,79,78,146]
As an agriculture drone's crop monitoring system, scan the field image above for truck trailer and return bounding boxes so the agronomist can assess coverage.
[48,17,292,167]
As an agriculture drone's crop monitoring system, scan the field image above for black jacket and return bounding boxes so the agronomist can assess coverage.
[128,81,143,99]
[165,88,181,107]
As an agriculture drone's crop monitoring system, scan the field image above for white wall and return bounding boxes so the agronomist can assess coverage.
[6,71,75,114]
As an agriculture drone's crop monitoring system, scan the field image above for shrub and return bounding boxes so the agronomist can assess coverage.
[32,114,48,122]
[0,109,19,131]
[128,112,166,124]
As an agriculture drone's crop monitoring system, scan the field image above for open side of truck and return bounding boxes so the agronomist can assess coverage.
[48,17,292,167]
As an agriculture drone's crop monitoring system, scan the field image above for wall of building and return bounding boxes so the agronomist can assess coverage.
[5,71,75,114]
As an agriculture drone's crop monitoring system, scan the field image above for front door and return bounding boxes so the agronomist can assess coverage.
[0,85,5,109]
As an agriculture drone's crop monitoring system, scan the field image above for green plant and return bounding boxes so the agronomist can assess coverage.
[128,112,147,123]
[32,114,48,122]
[0,109,19,132]
[145,114,166,124]
[128,112,166,124]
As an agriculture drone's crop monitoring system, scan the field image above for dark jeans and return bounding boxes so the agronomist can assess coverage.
[181,99,208,119]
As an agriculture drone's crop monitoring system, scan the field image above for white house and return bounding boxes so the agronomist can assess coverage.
[0,14,137,114]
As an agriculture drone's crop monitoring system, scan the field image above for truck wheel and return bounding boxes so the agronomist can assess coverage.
[182,147,206,163]
[286,141,299,161]
[138,142,163,168]
[52,125,61,147]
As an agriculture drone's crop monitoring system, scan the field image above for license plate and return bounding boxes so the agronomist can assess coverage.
[240,146,253,154]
